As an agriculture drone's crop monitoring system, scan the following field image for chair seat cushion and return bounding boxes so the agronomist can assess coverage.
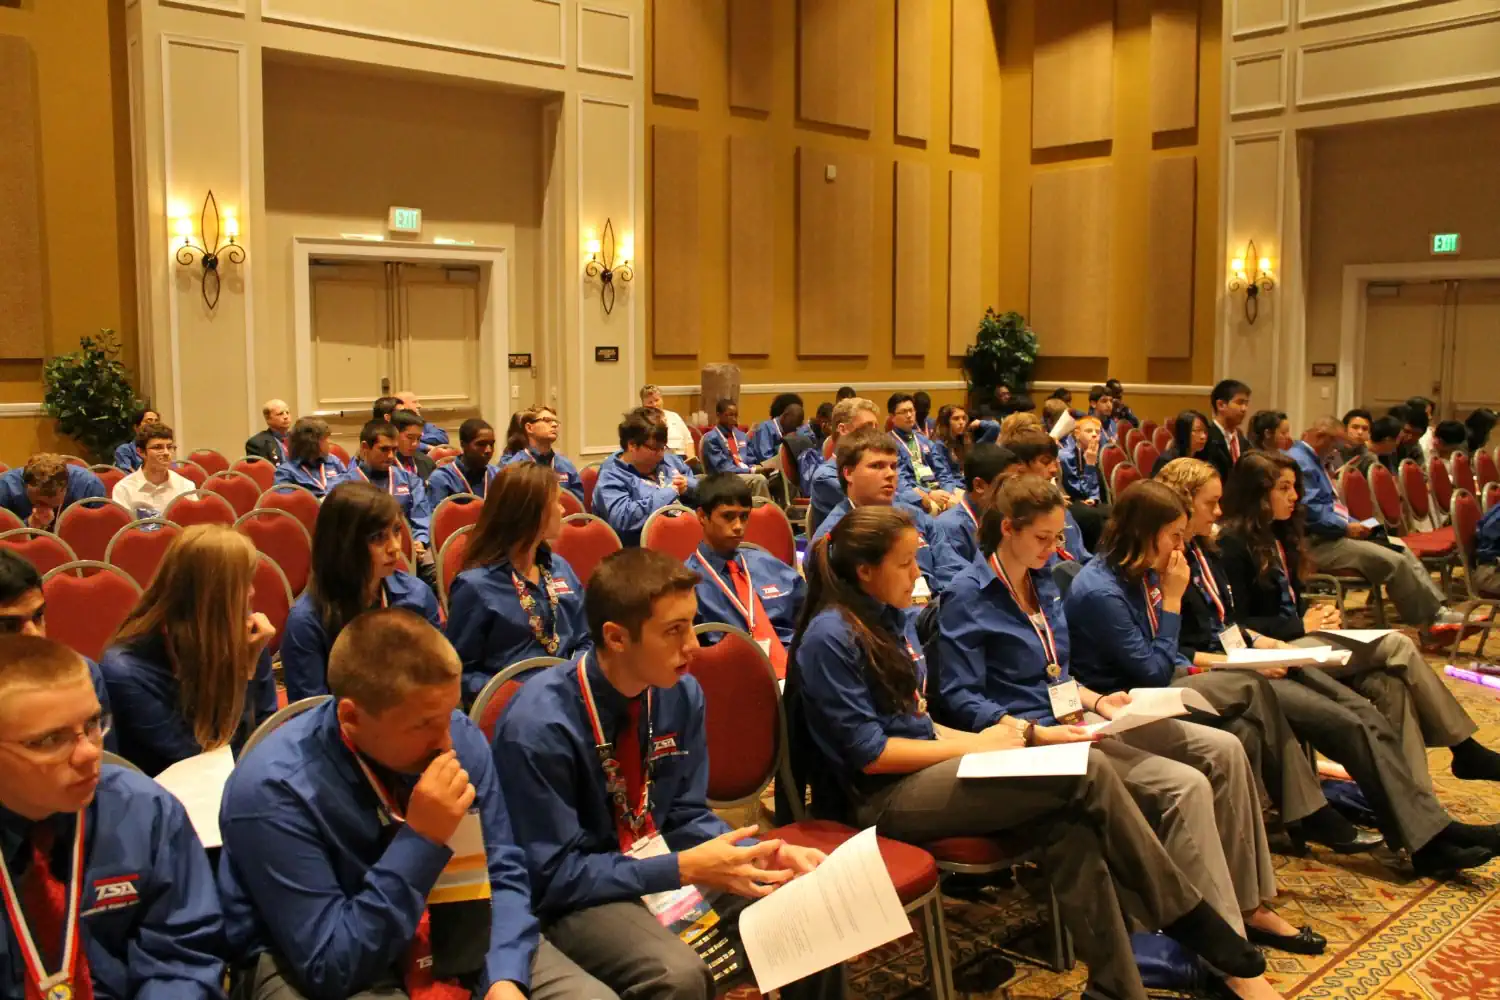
[923,835,1030,867]
[1403,528,1454,558]
[767,819,939,901]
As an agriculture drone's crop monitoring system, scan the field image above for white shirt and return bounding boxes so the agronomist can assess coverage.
[112,468,196,520]
[1419,426,1436,464]
[661,408,694,457]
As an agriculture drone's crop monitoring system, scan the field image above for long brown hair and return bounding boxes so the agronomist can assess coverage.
[307,482,403,638]
[112,524,259,750]
[1220,450,1310,579]
[933,404,968,466]
[1098,480,1189,582]
[791,507,919,716]
[978,475,1065,557]
[463,462,558,571]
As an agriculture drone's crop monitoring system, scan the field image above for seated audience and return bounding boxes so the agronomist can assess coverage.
[391,410,437,481]
[99,525,277,776]
[341,420,433,565]
[912,390,936,436]
[111,403,160,472]
[932,443,1017,571]
[835,385,856,402]
[112,421,196,519]
[0,635,227,1000]
[1106,378,1140,429]
[594,408,695,546]
[1476,495,1500,596]
[1347,415,1404,477]
[1156,457,1500,874]
[1408,396,1438,461]
[1204,379,1253,480]
[744,392,811,468]
[697,399,771,499]
[447,463,589,706]
[1249,410,1292,453]
[221,610,609,1000]
[1047,386,1079,416]
[395,389,450,448]
[429,418,499,506]
[502,405,585,505]
[372,395,402,423]
[281,482,441,702]
[0,454,106,530]
[1336,408,1374,469]
[1152,409,1211,477]
[888,392,960,510]
[275,417,346,499]
[1433,420,1468,468]
[495,548,839,1000]
[794,505,1275,1000]
[998,410,1043,444]
[808,401,834,446]
[1005,428,1089,561]
[245,398,294,464]
[1040,398,1068,434]
[639,384,695,460]
[502,411,529,459]
[808,397,884,532]
[688,474,803,676]
[1465,407,1498,455]
[1393,404,1428,468]
[1059,415,1104,504]
[1088,385,1118,443]
[933,403,969,474]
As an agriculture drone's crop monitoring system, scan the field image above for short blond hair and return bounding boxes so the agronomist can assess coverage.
[1074,415,1101,433]
[831,397,878,440]
[0,635,89,703]
[1041,398,1068,429]
[328,609,460,714]
[1155,457,1219,507]
[999,412,1043,445]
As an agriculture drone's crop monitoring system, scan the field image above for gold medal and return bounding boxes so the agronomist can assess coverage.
[47,983,72,1000]
[1046,663,1062,679]
[916,694,928,716]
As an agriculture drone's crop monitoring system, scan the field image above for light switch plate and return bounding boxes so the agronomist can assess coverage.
[825,164,837,181]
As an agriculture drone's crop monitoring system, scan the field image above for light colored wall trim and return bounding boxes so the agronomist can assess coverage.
[1223,128,1288,404]
[1295,0,1429,27]
[160,0,246,16]
[1337,258,1500,416]
[258,0,568,69]
[653,380,1215,397]
[0,403,47,417]
[1232,0,1291,39]
[576,3,635,78]
[1230,49,1290,117]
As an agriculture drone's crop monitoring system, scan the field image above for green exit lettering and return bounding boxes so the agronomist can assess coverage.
[1431,233,1460,255]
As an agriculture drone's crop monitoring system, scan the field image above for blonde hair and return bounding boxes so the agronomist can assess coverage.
[1155,457,1219,508]
[1041,398,1068,430]
[0,635,90,702]
[1074,415,1101,432]
[112,525,259,751]
[830,397,878,441]
[999,412,1043,444]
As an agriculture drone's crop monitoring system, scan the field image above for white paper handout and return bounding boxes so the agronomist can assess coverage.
[957,741,1092,779]
[1050,410,1077,441]
[1313,629,1394,645]
[153,744,235,848]
[739,827,912,994]
[1083,686,1219,736]
[1222,645,1353,670]
[1359,517,1380,529]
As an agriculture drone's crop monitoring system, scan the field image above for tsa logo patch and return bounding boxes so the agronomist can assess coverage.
[85,875,141,915]
[649,733,686,761]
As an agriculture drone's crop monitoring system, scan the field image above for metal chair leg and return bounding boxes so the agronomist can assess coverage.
[1047,885,1074,972]
[924,892,957,1000]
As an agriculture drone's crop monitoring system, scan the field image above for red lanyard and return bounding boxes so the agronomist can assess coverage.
[341,729,407,823]
[690,552,755,629]
[988,554,1059,666]
[354,464,398,496]
[310,462,328,491]
[1143,580,1163,637]
[1189,543,1225,627]
[576,658,655,845]
[0,814,86,998]
[961,498,980,532]
[1275,541,1298,607]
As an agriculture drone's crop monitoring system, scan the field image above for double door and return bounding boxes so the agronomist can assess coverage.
[1361,278,1500,419]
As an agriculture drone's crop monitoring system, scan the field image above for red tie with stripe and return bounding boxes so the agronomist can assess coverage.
[725,432,740,462]
[727,561,788,677]
[20,826,94,1000]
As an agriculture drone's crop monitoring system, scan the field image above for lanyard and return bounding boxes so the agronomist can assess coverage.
[988,554,1059,668]
[906,638,928,714]
[0,814,86,997]
[354,464,398,496]
[1143,579,1163,637]
[1275,541,1298,608]
[308,462,328,491]
[341,730,407,823]
[690,552,754,629]
[1189,543,1226,627]
[576,657,654,843]
[961,498,980,532]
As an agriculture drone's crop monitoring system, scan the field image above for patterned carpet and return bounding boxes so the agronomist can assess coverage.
[836,626,1500,1000]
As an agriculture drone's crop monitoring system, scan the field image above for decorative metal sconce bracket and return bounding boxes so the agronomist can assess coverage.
[583,218,634,316]
[174,189,246,310]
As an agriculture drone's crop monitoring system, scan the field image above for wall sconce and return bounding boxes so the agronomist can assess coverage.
[1228,240,1275,324]
[172,190,246,310]
[583,218,633,315]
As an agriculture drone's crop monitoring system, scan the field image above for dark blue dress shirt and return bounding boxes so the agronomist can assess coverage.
[699,427,754,474]
[1058,437,1102,504]
[501,449,584,505]
[112,441,143,473]
[1288,440,1349,540]
[428,463,498,508]
[592,453,694,547]
[273,457,346,500]
[891,429,961,493]
[687,543,803,645]
[0,466,107,521]
[1063,555,1189,693]
[339,462,432,544]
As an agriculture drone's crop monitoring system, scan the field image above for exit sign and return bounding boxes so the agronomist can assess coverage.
[389,206,422,234]
[1431,232,1461,255]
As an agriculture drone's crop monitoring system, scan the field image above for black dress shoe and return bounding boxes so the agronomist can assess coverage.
[1412,840,1495,878]
[1298,827,1385,855]
[1246,924,1327,955]
[1293,805,1385,855]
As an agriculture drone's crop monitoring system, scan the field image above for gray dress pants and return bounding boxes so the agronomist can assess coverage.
[854,749,1203,1000]
[1309,536,1445,626]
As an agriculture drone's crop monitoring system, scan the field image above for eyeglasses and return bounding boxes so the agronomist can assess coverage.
[0,604,45,634]
[2,713,112,762]
[145,443,178,454]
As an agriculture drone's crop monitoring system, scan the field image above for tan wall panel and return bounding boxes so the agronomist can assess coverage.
[651,126,700,356]
[1297,14,1500,108]
[948,169,983,354]
[1146,155,1196,358]
[1150,0,1198,133]
[1029,165,1113,356]
[728,0,774,112]
[1224,132,1283,396]
[798,0,876,131]
[729,135,775,355]
[653,0,700,100]
[893,160,931,356]
[1230,0,1290,38]
[797,147,874,356]
[896,0,932,142]
[1297,0,1413,24]
[1032,0,1115,150]
[0,35,45,358]
[951,0,987,150]
[260,0,566,64]
[1230,51,1287,116]
[578,5,634,77]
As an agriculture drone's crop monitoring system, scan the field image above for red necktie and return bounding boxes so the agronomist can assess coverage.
[614,700,647,853]
[725,432,740,462]
[1230,435,1241,463]
[391,785,467,1000]
[1057,546,1075,562]
[727,561,788,677]
[20,827,93,1000]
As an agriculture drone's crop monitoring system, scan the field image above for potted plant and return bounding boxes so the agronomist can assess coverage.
[43,330,142,464]
[959,308,1038,408]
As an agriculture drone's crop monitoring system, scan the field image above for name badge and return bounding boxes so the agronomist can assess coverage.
[1048,679,1084,721]
[429,811,491,905]
[756,638,773,656]
[911,576,932,605]
[1219,625,1247,653]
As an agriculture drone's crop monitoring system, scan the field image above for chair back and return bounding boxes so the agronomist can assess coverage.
[780,439,806,495]
[0,529,77,576]
[558,489,584,517]
[256,484,321,536]
[1453,450,1478,496]
[1122,427,1145,456]
[1337,464,1377,523]
[105,518,182,587]
[1451,490,1483,588]
[40,562,142,661]
[232,457,277,491]
[203,471,262,518]
[328,442,351,466]
[745,499,797,567]
[1140,420,1159,439]
[240,696,331,759]
[187,449,230,476]
[437,525,475,612]
[101,750,143,774]
[432,493,484,555]
[553,514,622,585]
[1428,455,1454,520]
[235,508,313,596]
[171,460,209,489]
[822,435,835,459]
[642,504,704,562]
[1132,441,1160,474]
[470,656,565,741]
[1484,482,1500,513]
[249,554,295,654]
[0,508,20,533]
[1098,445,1128,494]
[1399,458,1433,521]
[1367,462,1406,529]
[1477,448,1499,491]
[163,489,237,528]
[688,426,705,453]
[90,465,125,494]
[1151,426,1173,453]
[689,624,784,807]
[61,456,89,469]
[1110,462,1142,499]
[55,498,133,563]
[1052,558,1085,596]
[580,464,602,514]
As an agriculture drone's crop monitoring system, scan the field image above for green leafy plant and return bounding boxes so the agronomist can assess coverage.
[43,330,141,464]
[959,308,1039,406]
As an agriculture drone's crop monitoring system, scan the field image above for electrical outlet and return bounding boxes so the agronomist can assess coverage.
[825,164,837,181]
[1320,386,1331,399]
[511,385,520,399]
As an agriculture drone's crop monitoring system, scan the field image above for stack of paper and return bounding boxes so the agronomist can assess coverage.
[1223,645,1353,670]
[1050,411,1077,441]
[1083,687,1219,736]
[957,741,1093,778]
[153,744,236,848]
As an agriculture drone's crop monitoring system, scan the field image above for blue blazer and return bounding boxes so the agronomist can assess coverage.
[502,449,585,505]
[274,457,346,500]
[113,440,143,472]
[0,465,106,522]
[699,426,754,474]
[428,462,499,508]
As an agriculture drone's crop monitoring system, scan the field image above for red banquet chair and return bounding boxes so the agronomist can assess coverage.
[1337,465,1378,524]
[1140,420,1159,440]
[1477,448,1499,491]
[745,498,797,568]
[163,489,237,528]
[0,529,77,577]
[232,457,277,491]
[436,525,474,613]
[203,470,263,519]
[104,518,182,588]
[55,497,133,563]
[822,435,835,459]
[328,442,351,467]
[90,464,125,494]
[580,463,602,515]
[61,456,89,469]
[1428,456,1455,526]
[171,460,209,489]
[432,494,484,556]
[642,504,703,562]
[187,449,230,476]
[1449,489,1498,658]
[1399,459,1438,528]
[1098,445,1129,496]
[250,554,295,655]
[1122,427,1145,456]
[1367,463,1408,532]
[1453,450,1478,497]
[558,489,584,517]
[1152,425,1174,454]
[235,508,313,596]
[0,508,22,533]
[1132,441,1160,474]
[553,514,621,586]
[1486,482,1500,513]
[1110,462,1143,499]
[41,561,142,662]
[469,656,566,741]
[256,485,321,537]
